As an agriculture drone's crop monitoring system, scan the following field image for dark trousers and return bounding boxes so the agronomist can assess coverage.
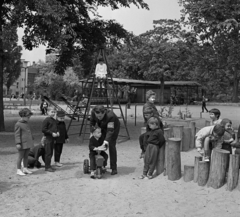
[44,137,54,169]
[202,102,208,112]
[143,144,159,176]
[28,156,41,168]
[109,140,117,170]
[54,143,63,162]
[89,151,108,170]
[139,133,148,152]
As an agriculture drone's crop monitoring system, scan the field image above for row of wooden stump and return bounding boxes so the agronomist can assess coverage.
[152,127,240,191]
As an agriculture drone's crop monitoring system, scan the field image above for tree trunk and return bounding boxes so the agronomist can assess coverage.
[167,138,181,181]
[160,73,164,105]
[207,149,230,189]
[226,154,240,191]
[198,161,210,187]
[194,156,203,183]
[183,165,194,182]
[232,67,239,103]
[0,15,5,132]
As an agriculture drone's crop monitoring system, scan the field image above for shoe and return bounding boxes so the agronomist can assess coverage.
[45,168,55,172]
[55,162,63,167]
[111,169,118,175]
[138,175,147,179]
[17,169,26,176]
[147,174,153,179]
[22,168,33,174]
[90,171,95,179]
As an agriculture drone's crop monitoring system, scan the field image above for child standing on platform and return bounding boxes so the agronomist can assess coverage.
[209,108,222,125]
[195,124,225,161]
[54,111,69,167]
[139,117,165,180]
[42,108,58,172]
[89,126,108,179]
[15,108,34,176]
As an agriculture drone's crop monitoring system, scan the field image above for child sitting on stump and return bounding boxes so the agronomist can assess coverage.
[89,126,108,179]
[95,57,107,89]
[195,124,225,161]
[139,117,165,180]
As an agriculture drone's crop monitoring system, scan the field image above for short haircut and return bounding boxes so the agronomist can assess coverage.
[220,118,232,127]
[98,57,104,62]
[146,90,156,101]
[209,108,221,119]
[147,117,159,126]
[213,124,225,137]
[91,126,101,133]
[92,105,106,113]
[19,108,33,117]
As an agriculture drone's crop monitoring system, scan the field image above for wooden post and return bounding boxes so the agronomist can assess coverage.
[167,138,181,181]
[237,170,240,191]
[155,143,165,175]
[163,128,171,176]
[183,165,194,182]
[189,122,196,149]
[226,154,240,191]
[198,161,210,187]
[141,127,146,135]
[182,127,191,152]
[193,156,203,183]
[207,149,230,189]
[172,125,184,151]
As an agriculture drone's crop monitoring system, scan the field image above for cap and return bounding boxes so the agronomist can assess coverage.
[19,108,33,117]
[57,111,65,117]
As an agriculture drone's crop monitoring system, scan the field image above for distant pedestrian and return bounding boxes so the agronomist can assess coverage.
[40,99,48,115]
[15,108,34,176]
[202,95,208,112]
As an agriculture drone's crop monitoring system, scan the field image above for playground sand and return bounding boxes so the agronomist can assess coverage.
[1,113,240,217]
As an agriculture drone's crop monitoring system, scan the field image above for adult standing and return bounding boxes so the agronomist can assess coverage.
[90,105,120,175]
[202,95,208,113]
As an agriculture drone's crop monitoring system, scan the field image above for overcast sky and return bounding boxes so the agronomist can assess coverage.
[18,0,181,64]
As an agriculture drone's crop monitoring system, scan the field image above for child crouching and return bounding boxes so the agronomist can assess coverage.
[89,127,108,179]
[139,117,165,179]
[195,124,225,161]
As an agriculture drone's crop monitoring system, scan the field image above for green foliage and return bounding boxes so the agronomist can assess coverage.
[3,24,22,92]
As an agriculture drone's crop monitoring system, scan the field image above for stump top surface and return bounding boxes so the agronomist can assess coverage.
[168,137,181,142]
[213,149,230,154]
[173,125,184,128]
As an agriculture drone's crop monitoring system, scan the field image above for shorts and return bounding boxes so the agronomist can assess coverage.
[95,73,107,79]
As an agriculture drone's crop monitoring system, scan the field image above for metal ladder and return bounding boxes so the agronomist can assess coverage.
[67,46,130,143]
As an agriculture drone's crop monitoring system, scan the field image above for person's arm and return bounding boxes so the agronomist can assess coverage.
[89,138,97,151]
[14,124,22,148]
[104,116,116,143]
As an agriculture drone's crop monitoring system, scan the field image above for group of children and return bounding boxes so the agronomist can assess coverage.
[15,107,69,175]
[138,90,240,180]
[195,108,239,161]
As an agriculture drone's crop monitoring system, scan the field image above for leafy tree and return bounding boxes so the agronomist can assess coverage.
[3,25,22,93]
[0,0,149,131]
[181,0,240,102]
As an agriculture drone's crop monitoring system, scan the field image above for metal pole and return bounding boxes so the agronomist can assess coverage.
[23,67,26,106]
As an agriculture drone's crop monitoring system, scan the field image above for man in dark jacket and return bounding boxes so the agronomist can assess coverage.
[90,105,120,175]
[28,137,46,168]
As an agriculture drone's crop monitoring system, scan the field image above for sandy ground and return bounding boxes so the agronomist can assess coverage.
[1,105,240,217]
